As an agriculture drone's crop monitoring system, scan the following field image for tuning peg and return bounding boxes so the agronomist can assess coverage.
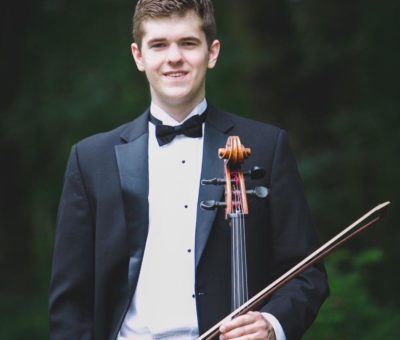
[246,186,269,199]
[200,200,227,210]
[201,178,226,185]
[244,166,266,180]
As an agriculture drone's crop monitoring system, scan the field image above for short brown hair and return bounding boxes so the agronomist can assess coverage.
[133,0,217,49]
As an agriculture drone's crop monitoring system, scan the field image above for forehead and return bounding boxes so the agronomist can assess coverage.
[141,11,205,42]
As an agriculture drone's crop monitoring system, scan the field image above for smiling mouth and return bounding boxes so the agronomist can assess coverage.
[163,71,188,78]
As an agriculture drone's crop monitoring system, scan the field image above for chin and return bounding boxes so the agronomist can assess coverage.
[162,92,194,105]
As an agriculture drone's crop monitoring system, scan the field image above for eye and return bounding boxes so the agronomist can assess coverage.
[150,42,167,49]
[181,40,198,48]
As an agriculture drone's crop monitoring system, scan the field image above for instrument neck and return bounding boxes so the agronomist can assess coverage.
[230,213,248,311]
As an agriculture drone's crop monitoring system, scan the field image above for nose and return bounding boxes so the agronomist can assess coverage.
[166,43,183,64]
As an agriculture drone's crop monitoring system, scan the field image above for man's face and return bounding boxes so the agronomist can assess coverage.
[131,11,220,114]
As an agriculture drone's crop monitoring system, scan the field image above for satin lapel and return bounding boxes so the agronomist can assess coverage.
[195,118,232,268]
[115,114,149,296]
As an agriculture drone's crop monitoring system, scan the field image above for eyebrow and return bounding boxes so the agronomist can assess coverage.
[181,36,202,43]
[146,36,202,46]
[147,38,165,46]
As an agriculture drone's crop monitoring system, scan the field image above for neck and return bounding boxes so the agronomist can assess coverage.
[152,98,206,123]
[160,103,198,122]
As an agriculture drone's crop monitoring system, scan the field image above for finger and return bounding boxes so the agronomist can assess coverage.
[220,314,256,333]
[246,312,276,340]
[227,327,276,340]
[220,314,271,339]
[219,323,258,339]
[246,311,274,331]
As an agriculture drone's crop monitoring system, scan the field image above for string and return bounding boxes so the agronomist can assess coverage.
[231,170,249,310]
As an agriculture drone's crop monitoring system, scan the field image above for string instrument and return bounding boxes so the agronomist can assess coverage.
[199,135,390,340]
[201,136,268,311]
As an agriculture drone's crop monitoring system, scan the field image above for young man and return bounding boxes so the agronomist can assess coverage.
[49,1,328,339]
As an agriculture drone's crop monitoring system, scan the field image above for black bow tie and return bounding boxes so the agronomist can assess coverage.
[149,112,206,146]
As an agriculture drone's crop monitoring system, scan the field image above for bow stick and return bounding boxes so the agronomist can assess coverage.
[199,168,390,339]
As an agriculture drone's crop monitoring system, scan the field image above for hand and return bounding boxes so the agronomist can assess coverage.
[219,311,276,340]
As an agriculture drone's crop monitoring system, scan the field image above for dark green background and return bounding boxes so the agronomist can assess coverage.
[1,0,399,338]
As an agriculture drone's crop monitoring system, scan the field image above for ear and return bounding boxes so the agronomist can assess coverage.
[207,39,221,69]
[131,43,145,72]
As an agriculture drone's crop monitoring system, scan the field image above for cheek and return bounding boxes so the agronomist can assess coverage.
[142,53,163,72]
[190,54,211,74]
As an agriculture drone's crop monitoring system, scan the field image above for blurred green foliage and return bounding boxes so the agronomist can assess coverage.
[306,250,400,339]
[1,0,399,338]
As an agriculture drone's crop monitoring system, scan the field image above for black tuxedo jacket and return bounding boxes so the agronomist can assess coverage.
[49,105,328,340]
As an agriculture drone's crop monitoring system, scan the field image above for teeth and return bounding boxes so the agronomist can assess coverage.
[166,72,185,77]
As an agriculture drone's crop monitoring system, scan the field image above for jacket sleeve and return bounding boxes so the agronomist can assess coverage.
[259,130,329,340]
[48,144,94,340]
